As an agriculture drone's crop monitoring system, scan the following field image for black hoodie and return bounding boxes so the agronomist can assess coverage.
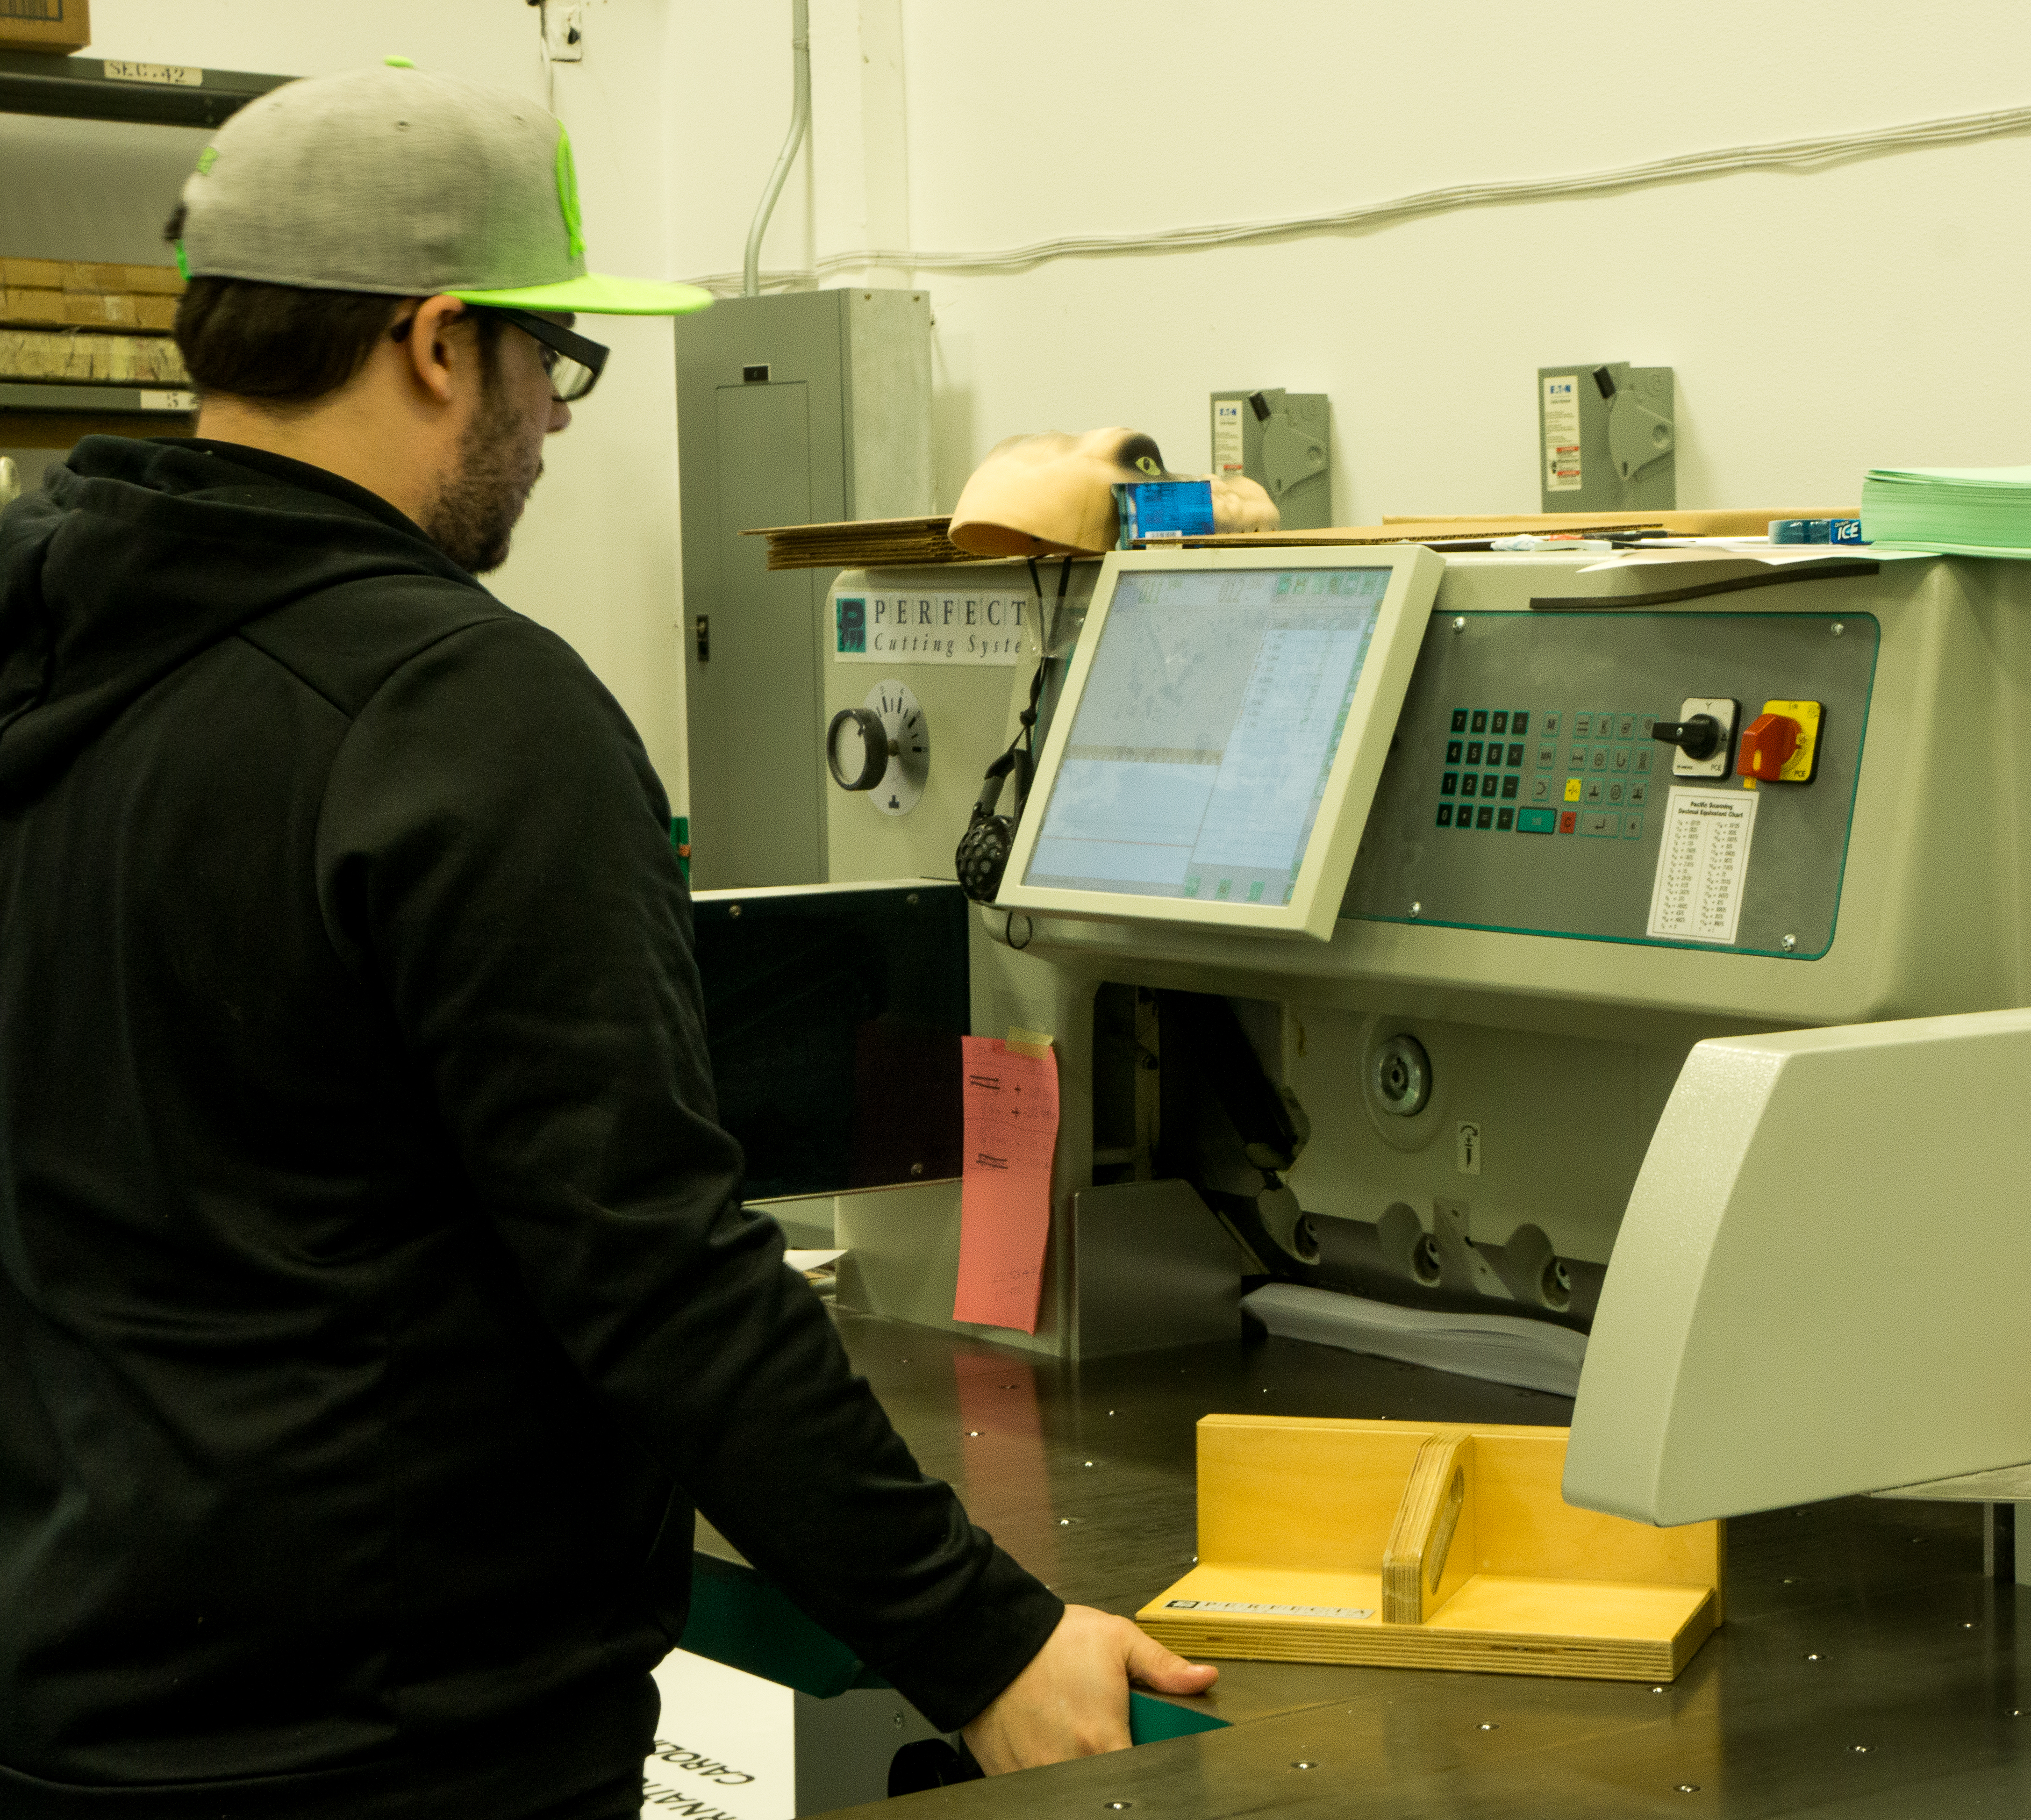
[0,438,1059,1818]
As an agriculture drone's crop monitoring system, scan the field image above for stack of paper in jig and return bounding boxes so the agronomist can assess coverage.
[1860,464,2031,556]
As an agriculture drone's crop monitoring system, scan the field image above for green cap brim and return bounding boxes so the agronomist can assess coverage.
[444,271,714,315]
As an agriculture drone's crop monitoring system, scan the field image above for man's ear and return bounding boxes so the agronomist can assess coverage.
[400,294,473,406]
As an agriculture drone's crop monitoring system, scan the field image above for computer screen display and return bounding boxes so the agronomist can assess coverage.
[1022,569,1385,905]
[998,547,1441,940]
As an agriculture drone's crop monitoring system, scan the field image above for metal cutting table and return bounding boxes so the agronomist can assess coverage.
[813,1311,2026,1818]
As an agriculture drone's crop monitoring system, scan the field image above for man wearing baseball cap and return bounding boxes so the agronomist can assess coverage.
[0,64,1211,1820]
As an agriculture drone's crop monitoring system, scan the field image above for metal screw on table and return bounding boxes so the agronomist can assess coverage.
[1852,1745,1872,1754]
[1410,900,1422,918]
[1652,1686,1667,1694]
[1804,1653,1823,1662]
[1782,933,1797,952]
[1675,1785,1701,1795]
[1290,1761,1319,1770]
[728,903,743,917]
[1452,616,1466,633]
[1474,1722,1499,1731]
[966,1430,982,1437]
[1104,1804,1134,1811]
[1832,621,1845,636]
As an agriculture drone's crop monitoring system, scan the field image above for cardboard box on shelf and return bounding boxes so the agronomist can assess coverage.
[0,0,90,56]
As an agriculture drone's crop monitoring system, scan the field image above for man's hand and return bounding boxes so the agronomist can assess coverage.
[960,1605,1219,1775]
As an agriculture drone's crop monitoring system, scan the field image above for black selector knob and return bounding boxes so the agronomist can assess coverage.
[1652,715,1723,762]
[825,706,891,791]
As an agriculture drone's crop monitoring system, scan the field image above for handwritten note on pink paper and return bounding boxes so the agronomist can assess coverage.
[952,1036,1060,1333]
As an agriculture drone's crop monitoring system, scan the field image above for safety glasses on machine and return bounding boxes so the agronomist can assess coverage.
[478,306,610,402]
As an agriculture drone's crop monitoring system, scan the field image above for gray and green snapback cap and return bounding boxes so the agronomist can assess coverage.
[178,61,711,316]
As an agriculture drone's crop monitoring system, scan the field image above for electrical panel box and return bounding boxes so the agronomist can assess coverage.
[1210,388,1331,529]
[676,289,932,889]
[1538,363,1675,515]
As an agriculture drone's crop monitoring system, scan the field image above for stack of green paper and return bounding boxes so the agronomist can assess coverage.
[1861,464,2031,556]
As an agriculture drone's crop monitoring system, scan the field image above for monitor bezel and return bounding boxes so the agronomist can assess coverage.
[997,543,1445,942]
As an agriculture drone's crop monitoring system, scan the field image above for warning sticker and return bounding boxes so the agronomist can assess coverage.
[1213,397,1245,478]
[1543,373,1581,494]
[1647,788,1758,945]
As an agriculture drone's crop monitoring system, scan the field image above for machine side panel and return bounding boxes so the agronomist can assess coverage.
[1565,1008,2031,1523]
[1344,611,1878,959]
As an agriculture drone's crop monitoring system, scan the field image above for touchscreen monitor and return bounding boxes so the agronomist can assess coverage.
[998,545,1442,940]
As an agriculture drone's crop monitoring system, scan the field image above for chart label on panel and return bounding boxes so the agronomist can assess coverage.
[1647,789,1759,946]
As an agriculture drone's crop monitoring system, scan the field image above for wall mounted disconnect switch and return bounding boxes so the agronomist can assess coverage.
[544,2,585,61]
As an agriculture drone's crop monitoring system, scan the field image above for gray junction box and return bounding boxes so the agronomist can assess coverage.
[676,289,933,889]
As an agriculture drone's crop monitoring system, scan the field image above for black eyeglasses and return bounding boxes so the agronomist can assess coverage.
[477,306,609,402]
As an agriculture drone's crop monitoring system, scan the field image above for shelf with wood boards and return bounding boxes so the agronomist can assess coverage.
[0,255,193,444]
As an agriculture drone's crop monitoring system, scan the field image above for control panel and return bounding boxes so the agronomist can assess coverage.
[1342,611,1879,958]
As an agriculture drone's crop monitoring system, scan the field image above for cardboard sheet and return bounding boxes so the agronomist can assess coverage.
[951,1036,1059,1333]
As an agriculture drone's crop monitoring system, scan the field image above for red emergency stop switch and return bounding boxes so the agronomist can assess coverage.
[1737,712,1802,781]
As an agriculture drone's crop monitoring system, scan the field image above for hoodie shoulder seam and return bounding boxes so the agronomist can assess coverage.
[235,606,521,723]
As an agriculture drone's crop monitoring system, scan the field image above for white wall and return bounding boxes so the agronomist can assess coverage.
[81,0,694,806]
[889,0,2031,517]
[674,0,2031,519]
[57,1,2031,810]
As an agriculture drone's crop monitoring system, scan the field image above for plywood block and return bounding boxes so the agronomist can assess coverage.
[2,260,64,291]
[1139,1415,1721,1683]
[1380,1427,1474,1624]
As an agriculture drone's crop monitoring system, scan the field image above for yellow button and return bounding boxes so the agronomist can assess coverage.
[1564,777,1582,801]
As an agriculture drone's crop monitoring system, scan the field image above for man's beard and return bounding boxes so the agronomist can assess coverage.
[420,367,546,576]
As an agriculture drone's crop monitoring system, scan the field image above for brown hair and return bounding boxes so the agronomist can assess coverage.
[163,203,502,404]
